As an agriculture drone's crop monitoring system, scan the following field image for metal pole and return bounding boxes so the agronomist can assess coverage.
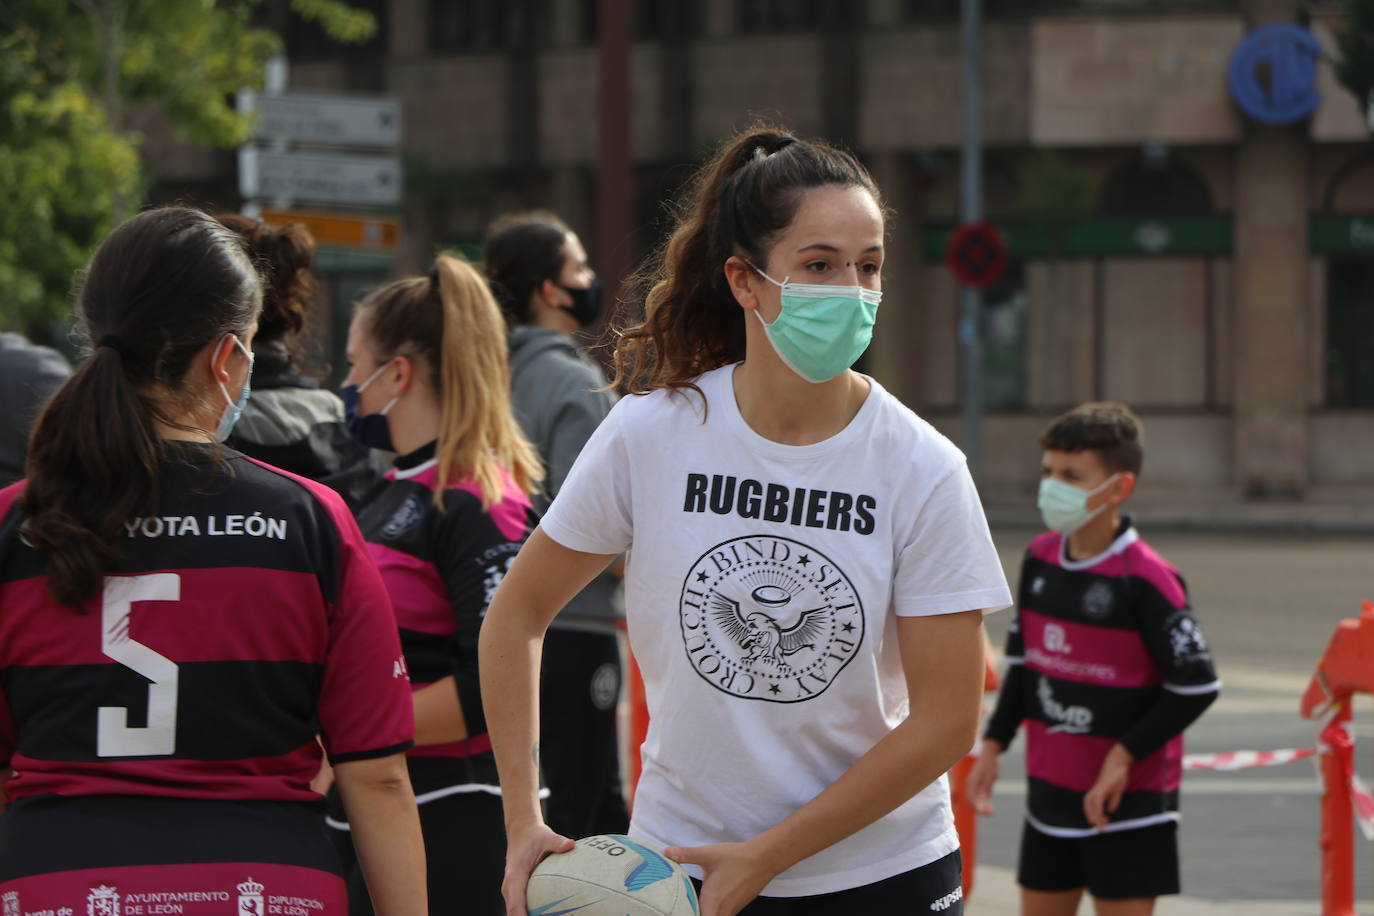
[959,0,983,475]
[597,0,633,326]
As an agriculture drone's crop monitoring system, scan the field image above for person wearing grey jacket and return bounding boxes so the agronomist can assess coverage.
[0,332,71,487]
[485,211,629,840]
[215,214,378,508]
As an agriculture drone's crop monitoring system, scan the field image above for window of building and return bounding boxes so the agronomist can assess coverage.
[1098,152,1214,219]
[635,0,699,40]
[430,0,512,53]
[738,0,850,33]
[566,1,698,44]
[1326,259,1374,407]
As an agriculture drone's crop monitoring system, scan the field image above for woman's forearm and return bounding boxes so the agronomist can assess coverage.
[478,605,545,829]
[749,703,976,874]
[479,528,619,832]
[333,754,427,916]
[411,676,468,746]
[749,611,985,876]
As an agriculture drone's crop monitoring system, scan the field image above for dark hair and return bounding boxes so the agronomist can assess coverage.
[214,213,316,348]
[23,207,261,608]
[612,123,883,394]
[1040,402,1144,476]
[483,211,572,325]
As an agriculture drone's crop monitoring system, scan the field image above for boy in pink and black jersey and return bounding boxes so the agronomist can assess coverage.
[967,403,1219,915]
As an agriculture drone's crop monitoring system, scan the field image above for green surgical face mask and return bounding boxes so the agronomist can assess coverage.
[1037,474,1119,535]
[747,262,882,384]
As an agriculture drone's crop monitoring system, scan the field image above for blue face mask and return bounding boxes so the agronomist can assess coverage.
[215,335,254,441]
[747,262,882,384]
[341,360,399,451]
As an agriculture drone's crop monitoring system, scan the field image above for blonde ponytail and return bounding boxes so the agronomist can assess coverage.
[432,254,544,507]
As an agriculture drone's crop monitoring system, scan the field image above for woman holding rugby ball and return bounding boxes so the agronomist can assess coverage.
[480,125,1010,916]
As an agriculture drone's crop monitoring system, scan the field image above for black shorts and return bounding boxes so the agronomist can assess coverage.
[1017,819,1180,900]
[693,850,963,915]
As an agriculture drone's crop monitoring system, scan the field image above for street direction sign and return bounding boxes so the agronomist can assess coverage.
[259,209,399,251]
[946,221,1009,289]
[251,92,401,148]
[239,148,401,207]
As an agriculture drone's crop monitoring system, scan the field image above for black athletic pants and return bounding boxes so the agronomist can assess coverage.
[539,627,630,839]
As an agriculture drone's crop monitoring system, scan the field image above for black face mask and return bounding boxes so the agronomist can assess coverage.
[558,279,601,328]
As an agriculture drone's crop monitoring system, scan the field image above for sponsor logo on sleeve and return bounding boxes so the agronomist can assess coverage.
[1166,611,1211,664]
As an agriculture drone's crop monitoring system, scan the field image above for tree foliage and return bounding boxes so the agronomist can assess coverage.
[1,0,375,340]
[0,26,139,338]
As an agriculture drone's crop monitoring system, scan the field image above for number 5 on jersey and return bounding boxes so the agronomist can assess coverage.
[98,573,180,757]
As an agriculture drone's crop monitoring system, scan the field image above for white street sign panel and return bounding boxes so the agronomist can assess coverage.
[239,149,401,207]
[252,93,401,148]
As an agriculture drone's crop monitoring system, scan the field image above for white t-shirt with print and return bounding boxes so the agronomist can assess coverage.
[540,364,1011,897]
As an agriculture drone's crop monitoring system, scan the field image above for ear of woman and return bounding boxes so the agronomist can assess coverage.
[723,256,766,317]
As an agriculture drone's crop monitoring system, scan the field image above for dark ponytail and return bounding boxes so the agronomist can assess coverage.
[215,213,316,350]
[612,123,882,394]
[22,207,260,609]
[482,211,572,325]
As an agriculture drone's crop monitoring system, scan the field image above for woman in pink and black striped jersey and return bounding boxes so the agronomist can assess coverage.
[0,208,425,916]
[326,255,543,915]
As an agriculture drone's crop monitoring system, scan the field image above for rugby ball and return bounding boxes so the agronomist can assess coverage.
[527,834,699,916]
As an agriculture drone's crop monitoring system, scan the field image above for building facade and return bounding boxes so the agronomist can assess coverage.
[144,0,1374,509]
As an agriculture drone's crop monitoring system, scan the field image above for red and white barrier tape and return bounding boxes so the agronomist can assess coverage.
[1183,747,1316,771]
[1181,744,1374,840]
[1321,717,1374,841]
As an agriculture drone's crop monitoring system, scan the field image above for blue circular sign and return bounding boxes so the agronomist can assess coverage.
[1229,23,1322,126]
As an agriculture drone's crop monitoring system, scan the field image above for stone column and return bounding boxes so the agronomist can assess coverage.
[1231,0,1310,496]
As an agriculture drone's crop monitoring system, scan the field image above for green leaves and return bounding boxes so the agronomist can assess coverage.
[290,0,377,44]
[1,0,376,338]
[0,30,138,337]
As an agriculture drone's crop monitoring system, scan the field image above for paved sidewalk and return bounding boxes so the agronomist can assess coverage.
[966,864,1333,915]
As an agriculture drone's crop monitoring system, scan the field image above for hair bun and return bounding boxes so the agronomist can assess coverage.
[752,135,797,161]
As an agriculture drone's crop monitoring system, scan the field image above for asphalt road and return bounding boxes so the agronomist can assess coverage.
[976,528,1374,909]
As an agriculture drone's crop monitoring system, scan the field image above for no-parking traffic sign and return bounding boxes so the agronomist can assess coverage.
[946,222,1008,290]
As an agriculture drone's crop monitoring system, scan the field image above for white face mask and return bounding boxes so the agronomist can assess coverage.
[1037,474,1119,535]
